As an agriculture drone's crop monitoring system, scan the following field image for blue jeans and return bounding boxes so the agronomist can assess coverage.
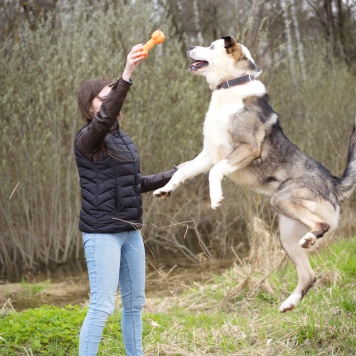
[79,231,145,356]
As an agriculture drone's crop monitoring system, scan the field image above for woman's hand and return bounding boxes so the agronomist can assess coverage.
[121,44,145,82]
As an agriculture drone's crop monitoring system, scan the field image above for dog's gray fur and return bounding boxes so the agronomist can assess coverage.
[154,36,356,312]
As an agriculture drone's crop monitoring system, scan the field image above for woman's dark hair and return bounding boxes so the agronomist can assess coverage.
[77,77,110,121]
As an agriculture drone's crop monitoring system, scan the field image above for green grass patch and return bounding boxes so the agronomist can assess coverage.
[18,279,49,297]
[0,305,85,355]
[1,238,356,355]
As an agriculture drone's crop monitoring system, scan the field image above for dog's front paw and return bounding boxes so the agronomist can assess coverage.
[211,195,224,210]
[299,232,317,249]
[210,187,224,210]
[153,188,172,199]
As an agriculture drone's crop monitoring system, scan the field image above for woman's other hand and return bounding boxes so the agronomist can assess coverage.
[122,44,145,82]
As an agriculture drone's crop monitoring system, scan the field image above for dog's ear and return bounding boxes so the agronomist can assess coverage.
[222,35,239,55]
[222,35,238,49]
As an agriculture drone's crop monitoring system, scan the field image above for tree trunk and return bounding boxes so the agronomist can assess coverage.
[335,0,346,60]
[193,0,203,45]
[280,0,295,81]
[290,0,306,80]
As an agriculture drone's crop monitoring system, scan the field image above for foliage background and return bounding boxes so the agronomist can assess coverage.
[0,0,356,281]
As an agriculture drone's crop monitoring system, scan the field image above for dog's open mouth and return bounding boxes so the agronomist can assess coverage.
[189,59,209,71]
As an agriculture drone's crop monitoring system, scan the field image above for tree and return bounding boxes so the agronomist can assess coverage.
[306,0,356,68]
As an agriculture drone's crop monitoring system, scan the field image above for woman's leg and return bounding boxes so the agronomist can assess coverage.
[79,232,124,356]
[119,230,146,356]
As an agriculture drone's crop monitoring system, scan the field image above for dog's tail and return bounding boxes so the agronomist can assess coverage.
[337,117,356,202]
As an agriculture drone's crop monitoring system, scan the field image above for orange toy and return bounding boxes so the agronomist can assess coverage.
[142,30,165,58]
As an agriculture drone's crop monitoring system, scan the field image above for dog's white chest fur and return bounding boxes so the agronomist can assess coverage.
[203,91,244,163]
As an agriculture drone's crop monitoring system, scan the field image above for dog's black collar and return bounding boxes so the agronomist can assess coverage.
[216,75,255,90]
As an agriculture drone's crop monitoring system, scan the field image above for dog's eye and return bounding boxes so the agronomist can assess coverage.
[210,44,215,50]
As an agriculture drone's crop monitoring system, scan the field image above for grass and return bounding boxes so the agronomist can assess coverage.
[0,237,355,355]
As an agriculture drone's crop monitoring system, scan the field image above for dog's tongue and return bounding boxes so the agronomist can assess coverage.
[191,61,208,69]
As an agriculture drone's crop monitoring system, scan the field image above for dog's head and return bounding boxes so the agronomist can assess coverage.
[187,36,262,89]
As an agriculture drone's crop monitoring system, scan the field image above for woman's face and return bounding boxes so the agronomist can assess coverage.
[91,85,111,115]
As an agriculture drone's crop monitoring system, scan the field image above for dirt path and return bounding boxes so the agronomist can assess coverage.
[0,261,232,311]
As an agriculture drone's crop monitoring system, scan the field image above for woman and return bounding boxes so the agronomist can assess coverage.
[75,44,178,356]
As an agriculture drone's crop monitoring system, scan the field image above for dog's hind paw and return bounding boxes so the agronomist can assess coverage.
[153,189,172,198]
[299,232,317,249]
[279,293,302,313]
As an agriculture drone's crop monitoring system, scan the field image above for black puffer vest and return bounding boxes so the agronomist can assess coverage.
[75,127,143,233]
[74,77,176,234]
